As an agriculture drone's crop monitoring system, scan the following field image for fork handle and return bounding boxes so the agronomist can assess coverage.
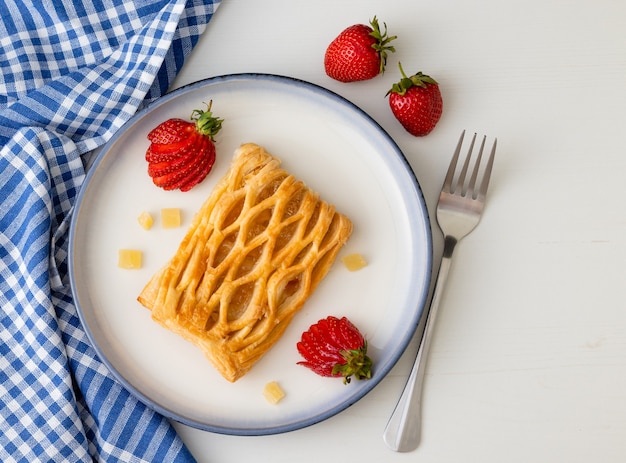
[383,236,457,452]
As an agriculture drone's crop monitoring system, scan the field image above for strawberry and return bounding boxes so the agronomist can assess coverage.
[297,316,372,384]
[387,63,443,137]
[324,16,396,83]
[145,102,223,191]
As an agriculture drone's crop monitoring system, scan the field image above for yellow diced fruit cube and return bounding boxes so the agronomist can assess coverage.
[161,208,181,229]
[137,211,154,230]
[341,253,368,272]
[263,381,285,404]
[118,249,142,269]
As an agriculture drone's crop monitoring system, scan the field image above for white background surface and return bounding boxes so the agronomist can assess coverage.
[168,0,626,461]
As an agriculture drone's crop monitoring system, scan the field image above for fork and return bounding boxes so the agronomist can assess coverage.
[383,131,497,452]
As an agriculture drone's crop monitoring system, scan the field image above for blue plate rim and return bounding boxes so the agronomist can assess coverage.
[69,73,433,436]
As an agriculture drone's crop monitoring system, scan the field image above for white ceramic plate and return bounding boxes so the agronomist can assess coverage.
[69,74,432,435]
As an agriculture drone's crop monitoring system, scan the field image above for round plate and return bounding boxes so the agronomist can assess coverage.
[69,74,432,435]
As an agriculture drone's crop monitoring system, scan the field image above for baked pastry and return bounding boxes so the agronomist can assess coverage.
[137,143,352,382]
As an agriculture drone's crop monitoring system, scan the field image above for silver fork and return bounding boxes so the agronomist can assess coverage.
[383,131,497,452]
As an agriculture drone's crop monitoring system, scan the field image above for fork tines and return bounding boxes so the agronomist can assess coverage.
[444,130,497,200]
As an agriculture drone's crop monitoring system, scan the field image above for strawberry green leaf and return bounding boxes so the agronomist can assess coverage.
[190,100,223,140]
[387,62,439,96]
[368,16,397,74]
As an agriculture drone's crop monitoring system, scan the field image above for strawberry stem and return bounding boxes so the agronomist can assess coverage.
[387,62,439,97]
[369,16,397,74]
[190,100,223,141]
[331,342,373,384]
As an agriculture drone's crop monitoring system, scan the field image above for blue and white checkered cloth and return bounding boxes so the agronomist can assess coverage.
[0,1,221,461]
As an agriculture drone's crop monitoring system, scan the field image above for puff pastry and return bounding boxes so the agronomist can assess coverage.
[137,143,352,382]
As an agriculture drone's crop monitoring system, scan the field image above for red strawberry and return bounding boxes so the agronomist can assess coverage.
[146,133,199,161]
[147,142,199,177]
[168,138,216,192]
[324,16,396,83]
[297,316,373,384]
[178,149,216,191]
[145,102,222,191]
[147,118,196,145]
[387,63,443,137]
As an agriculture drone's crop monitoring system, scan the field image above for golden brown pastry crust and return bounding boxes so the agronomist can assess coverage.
[137,143,352,382]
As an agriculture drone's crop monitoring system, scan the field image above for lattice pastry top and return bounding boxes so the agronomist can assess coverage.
[137,143,353,382]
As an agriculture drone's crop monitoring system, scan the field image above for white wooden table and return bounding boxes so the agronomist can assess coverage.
[170,0,626,460]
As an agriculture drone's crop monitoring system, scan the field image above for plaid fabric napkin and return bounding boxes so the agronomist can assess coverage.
[0,1,221,461]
